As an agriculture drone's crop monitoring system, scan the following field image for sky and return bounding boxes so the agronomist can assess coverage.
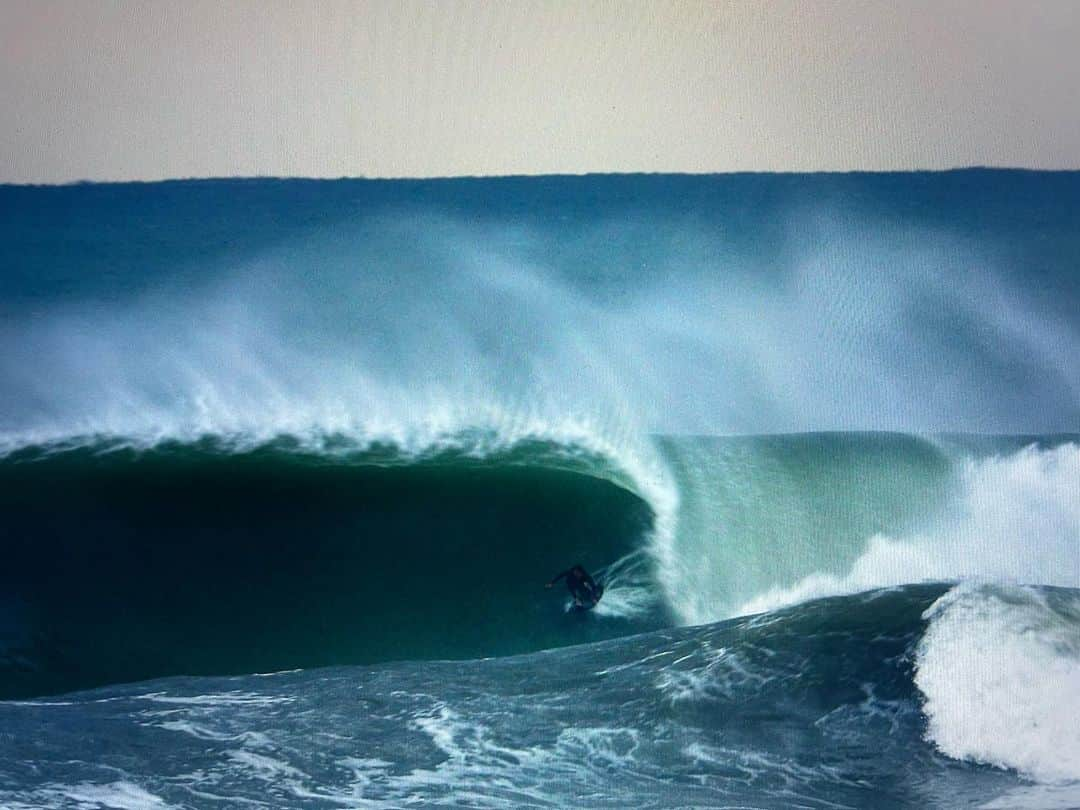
[2,0,1079,183]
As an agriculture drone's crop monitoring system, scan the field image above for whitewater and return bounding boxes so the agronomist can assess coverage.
[1,172,1078,808]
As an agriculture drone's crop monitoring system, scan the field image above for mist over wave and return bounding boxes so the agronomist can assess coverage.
[2,173,1078,454]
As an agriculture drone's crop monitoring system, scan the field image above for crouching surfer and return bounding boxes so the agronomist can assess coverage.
[546,564,603,609]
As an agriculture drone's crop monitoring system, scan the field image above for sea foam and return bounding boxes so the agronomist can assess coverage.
[915,583,1080,784]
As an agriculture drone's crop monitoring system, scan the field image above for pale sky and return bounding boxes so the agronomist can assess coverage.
[2,0,1079,183]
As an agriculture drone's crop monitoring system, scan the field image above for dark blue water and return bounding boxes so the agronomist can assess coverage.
[3,585,1078,809]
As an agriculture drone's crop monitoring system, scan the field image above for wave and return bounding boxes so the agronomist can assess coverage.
[730,440,1080,616]
[2,174,1078,716]
[3,427,1077,700]
[0,435,668,698]
[654,431,955,622]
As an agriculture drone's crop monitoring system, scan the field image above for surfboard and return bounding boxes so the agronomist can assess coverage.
[570,584,604,612]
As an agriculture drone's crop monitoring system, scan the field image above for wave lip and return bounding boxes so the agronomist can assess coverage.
[916,583,1080,784]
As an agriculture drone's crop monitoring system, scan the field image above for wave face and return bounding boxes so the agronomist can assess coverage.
[4,433,1076,701]
[663,434,1080,622]
[3,585,1079,809]
[1,172,1079,804]
[0,440,663,698]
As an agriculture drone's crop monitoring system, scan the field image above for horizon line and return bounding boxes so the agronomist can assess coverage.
[5,165,1079,190]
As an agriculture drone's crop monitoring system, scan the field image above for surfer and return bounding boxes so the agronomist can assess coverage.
[546,564,603,608]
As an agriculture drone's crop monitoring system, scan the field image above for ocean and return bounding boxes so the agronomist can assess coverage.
[1,171,1078,808]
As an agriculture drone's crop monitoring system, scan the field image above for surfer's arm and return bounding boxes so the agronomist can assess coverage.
[546,570,569,587]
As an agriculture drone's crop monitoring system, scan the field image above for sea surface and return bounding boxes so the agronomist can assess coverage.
[1,172,1078,808]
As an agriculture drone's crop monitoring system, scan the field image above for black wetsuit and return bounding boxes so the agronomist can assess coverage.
[549,565,602,606]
